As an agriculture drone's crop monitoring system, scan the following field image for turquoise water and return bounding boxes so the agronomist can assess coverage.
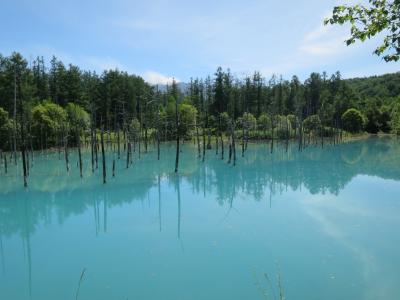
[1,137,400,300]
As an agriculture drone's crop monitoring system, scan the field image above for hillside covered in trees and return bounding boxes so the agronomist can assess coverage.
[1,52,400,153]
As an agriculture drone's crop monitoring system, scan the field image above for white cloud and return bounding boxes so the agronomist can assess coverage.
[143,70,179,85]
[299,25,349,56]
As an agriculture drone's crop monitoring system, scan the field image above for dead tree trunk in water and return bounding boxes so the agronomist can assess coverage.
[196,120,201,158]
[13,70,17,166]
[242,124,245,157]
[220,132,224,160]
[126,139,130,169]
[232,122,236,166]
[270,117,274,154]
[4,154,7,174]
[228,134,232,164]
[285,117,289,153]
[90,125,95,173]
[117,126,121,159]
[298,120,303,152]
[64,127,69,172]
[77,127,83,178]
[112,158,115,177]
[174,97,180,173]
[157,128,160,161]
[202,127,206,162]
[101,126,106,184]
[17,75,27,187]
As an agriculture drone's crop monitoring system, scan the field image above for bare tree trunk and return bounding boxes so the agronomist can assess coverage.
[196,120,201,158]
[3,154,7,174]
[77,127,83,178]
[220,132,224,160]
[112,158,115,177]
[126,142,130,169]
[242,124,245,157]
[117,126,120,159]
[13,70,17,165]
[95,132,98,170]
[215,134,218,155]
[202,127,206,162]
[232,122,236,166]
[174,97,180,173]
[64,127,69,172]
[157,128,160,161]
[270,118,274,154]
[228,133,232,164]
[101,126,106,184]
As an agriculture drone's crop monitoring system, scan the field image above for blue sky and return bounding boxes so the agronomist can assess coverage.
[0,0,399,84]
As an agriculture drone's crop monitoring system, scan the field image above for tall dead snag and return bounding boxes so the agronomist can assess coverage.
[285,116,289,153]
[112,157,115,177]
[202,127,206,162]
[220,132,224,160]
[13,69,17,165]
[17,73,27,187]
[4,153,7,174]
[126,143,130,169]
[63,124,69,172]
[228,133,232,164]
[232,121,236,166]
[117,125,121,159]
[157,127,160,161]
[270,116,274,154]
[174,95,180,173]
[126,128,130,169]
[76,126,83,178]
[196,119,201,158]
[242,122,245,157]
[298,120,303,152]
[90,120,95,173]
[215,135,218,155]
[101,126,106,184]
[95,131,98,170]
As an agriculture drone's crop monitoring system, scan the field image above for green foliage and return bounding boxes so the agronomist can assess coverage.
[0,107,12,148]
[325,0,400,62]
[1,52,400,149]
[341,108,366,133]
[178,103,197,137]
[66,103,89,129]
[258,113,271,131]
[390,101,400,134]
[242,112,257,130]
[287,114,297,129]
[32,101,67,147]
[219,112,230,132]
[129,118,141,138]
[303,115,321,132]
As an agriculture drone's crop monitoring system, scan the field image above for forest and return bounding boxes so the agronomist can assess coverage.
[1,52,400,166]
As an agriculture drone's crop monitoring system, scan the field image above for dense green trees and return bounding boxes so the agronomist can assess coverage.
[1,51,400,154]
[0,107,12,149]
[341,109,366,133]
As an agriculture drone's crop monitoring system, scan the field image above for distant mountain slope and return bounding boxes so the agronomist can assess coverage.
[345,72,400,99]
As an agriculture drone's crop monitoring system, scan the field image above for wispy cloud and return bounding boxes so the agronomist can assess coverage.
[299,24,349,56]
[143,70,179,85]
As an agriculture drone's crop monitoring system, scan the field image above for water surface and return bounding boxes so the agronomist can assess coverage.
[1,137,400,300]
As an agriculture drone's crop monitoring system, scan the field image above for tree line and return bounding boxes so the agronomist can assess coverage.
[1,52,400,183]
